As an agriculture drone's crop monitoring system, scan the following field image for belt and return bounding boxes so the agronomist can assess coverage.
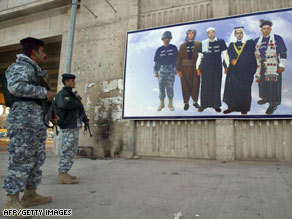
[182,59,196,66]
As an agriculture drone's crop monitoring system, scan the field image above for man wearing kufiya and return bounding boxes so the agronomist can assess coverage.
[196,27,230,113]
[223,27,257,115]
[254,20,287,114]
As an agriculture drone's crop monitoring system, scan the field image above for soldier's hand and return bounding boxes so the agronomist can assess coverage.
[154,73,159,78]
[196,69,201,76]
[224,68,228,74]
[51,116,59,126]
[277,67,285,73]
[46,91,54,101]
[178,72,183,77]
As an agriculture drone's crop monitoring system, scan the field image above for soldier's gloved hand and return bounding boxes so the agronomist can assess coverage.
[196,69,201,76]
[154,73,159,78]
[224,68,228,74]
[51,114,59,126]
[46,91,54,101]
[277,67,285,73]
[178,72,183,77]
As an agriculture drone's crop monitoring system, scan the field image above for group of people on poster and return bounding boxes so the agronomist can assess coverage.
[153,20,287,115]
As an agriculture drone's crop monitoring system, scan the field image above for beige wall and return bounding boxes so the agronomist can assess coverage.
[0,0,292,161]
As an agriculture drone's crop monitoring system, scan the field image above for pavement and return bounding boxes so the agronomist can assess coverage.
[0,153,291,219]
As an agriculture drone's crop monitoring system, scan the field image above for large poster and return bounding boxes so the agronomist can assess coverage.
[123,8,292,119]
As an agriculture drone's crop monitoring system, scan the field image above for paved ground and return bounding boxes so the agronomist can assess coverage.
[0,153,291,219]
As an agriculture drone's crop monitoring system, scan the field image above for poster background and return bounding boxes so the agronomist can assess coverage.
[123,8,292,119]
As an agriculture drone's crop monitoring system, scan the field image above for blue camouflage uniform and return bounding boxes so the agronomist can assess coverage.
[3,54,48,195]
[154,44,178,99]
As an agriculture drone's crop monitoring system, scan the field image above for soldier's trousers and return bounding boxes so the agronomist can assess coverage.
[58,128,79,173]
[158,66,175,99]
[3,128,47,194]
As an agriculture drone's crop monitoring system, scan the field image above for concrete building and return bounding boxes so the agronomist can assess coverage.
[0,0,291,161]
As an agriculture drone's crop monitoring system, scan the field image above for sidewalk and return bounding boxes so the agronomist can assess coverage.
[0,153,291,219]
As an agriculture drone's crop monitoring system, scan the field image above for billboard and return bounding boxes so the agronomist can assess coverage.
[123,8,292,119]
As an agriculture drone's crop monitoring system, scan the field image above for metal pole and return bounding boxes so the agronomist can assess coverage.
[64,0,78,74]
[56,0,78,155]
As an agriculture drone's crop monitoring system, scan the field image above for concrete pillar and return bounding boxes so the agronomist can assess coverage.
[212,0,230,18]
[123,120,136,158]
[122,0,139,158]
[215,119,235,161]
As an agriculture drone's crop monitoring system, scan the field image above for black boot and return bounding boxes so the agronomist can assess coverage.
[184,103,189,111]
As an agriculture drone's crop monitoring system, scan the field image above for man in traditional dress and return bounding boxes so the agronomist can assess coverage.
[223,27,257,114]
[154,31,178,111]
[196,27,230,112]
[177,29,201,110]
[254,20,287,114]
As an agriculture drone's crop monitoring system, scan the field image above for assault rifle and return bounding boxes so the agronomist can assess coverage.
[37,70,58,134]
[73,91,93,138]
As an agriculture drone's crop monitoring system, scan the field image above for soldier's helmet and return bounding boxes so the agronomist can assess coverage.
[161,31,172,40]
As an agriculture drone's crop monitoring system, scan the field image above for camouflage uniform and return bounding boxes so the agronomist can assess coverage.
[154,31,178,100]
[157,65,175,99]
[3,54,47,195]
[58,128,79,173]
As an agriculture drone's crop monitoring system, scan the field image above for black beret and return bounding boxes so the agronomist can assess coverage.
[62,73,76,79]
[260,20,273,28]
[20,37,44,46]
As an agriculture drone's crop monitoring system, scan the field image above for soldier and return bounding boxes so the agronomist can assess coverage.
[177,29,201,111]
[2,37,53,216]
[56,73,84,184]
[254,20,287,114]
[154,31,178,111]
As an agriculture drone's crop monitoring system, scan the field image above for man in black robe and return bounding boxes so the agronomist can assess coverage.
[223,27,257,114]
[196,27,230,112]
[254,20,287,114]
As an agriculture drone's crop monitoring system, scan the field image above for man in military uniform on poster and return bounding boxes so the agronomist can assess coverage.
[56,73,85,184]
[153,31,178,111]
[2,37,54,216]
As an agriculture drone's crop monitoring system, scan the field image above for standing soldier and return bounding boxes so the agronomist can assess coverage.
[177,29,201,111]
[56,73,84,184]
[254,20,287,114]
[196,27,230,112]
[2,37,53,215]
[154,31,178,111]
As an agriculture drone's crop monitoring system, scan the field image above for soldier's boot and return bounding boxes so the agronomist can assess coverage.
[168,98,175,111]
[21,189,52,207]
[58,173,79,184]
[3,193,31,219]
[157,99,165,111]
[67,174,77,179]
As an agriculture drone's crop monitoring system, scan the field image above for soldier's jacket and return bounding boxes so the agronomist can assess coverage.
[6,54,47,131]
[55,87,84,129]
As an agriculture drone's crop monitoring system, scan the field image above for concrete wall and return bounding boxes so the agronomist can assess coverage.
[0,0,292,161]
[134,0,292,162]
